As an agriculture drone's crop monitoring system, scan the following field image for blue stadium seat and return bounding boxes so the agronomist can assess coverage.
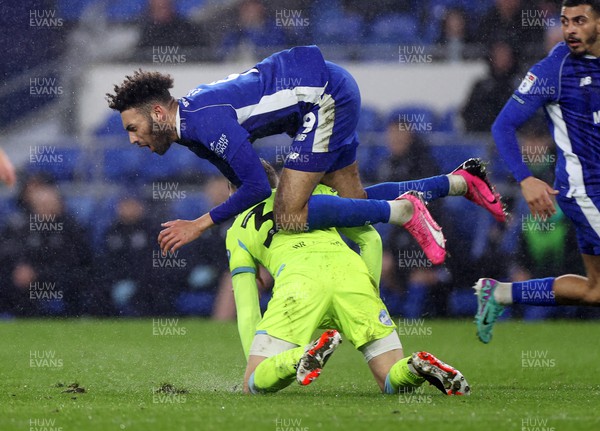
[310,0,344,21]
[176,291,215,316]
[0,196,18,230]
[379,287,403,316]
[401,283,429,318]
[355,145,373,179]
[170,192,211,220]
[27,146,84,182]
[429,0,493,16]
[356,106,385,177]
[102,148,144,182]
[137,151,175,182]
[428,140,487,172]
[437,106,460,133]
[160,145,221,178]
[357,105,384,133]
[57,0,96,21]
[103,143,222,183]
[176,0,205,17]
[94,112,128,137]
[106,0,146,22]
[90,192,122,251]
[448,288,478,316]
[313,14,365,45]
[440,187,496,258]
[369,14,420,44]
[38,299,66,316]
[359,144,389,183]
[64,194,97,228]
[523,306,555,321]
[488,150,514,183]
[387,105,438,134]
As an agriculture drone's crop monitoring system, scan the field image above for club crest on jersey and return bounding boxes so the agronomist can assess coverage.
[518,72,537,94]
[379,309,393,326]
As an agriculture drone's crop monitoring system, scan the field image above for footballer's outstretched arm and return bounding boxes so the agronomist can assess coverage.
[232,271,262,360]
[158,141,271,253]
[208,140,272,224]
[226,227,263,360]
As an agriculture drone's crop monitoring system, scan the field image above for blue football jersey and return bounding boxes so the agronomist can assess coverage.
[494,42,600,197]
[175,46,333,223]
[178,45,329,165]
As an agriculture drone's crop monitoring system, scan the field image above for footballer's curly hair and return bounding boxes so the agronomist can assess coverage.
[106,69,174,113]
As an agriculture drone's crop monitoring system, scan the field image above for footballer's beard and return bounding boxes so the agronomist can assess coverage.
[566,32,598,56]
[149,120,173,155]
[149,116,171,156]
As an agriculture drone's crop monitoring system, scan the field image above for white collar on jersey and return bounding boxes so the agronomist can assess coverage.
[584,55,597,59]
[176,106,181,139]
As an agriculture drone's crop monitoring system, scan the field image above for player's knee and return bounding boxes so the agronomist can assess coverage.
[583,281,600,305]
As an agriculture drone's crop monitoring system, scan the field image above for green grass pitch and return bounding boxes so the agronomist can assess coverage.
[2,319,600,431]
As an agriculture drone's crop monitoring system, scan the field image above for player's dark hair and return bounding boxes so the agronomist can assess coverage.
[106,69,174,113]
[260,159,279,188]
[562,0,600,14]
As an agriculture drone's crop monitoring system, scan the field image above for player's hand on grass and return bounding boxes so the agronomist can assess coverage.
[520,176,558,219]
[158,213,214,254]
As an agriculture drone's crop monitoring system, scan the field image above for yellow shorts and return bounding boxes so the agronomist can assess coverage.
[256,249,396,348]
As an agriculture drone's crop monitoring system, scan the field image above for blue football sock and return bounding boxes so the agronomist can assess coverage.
[307,194,390,230]
[365,176,450,202]
[384,373,396,394]
[248,372,259,394]
[512,277,557,306]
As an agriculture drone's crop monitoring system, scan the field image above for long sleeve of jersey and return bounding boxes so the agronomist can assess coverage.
[179,104,272,224]
[225,231,261,360]
[492,45,562,183]
[208,140,272,224]
[232,272,261,360]
[337,225,383,288]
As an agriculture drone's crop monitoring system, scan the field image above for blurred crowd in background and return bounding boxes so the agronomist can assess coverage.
[2,0,595,320]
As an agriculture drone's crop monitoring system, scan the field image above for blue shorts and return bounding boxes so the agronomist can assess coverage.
[284,61,360,173]
[556,193,600,255]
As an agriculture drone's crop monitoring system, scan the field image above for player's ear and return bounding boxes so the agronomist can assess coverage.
[152,104,166,122]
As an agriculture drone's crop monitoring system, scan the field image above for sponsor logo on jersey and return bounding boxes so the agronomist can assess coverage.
[209,134,229,157]
[580,76,592,86]
[518,72,537,94]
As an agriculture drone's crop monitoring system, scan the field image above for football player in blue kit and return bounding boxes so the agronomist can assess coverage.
[106,46,505,264]
[475,0,600,343]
